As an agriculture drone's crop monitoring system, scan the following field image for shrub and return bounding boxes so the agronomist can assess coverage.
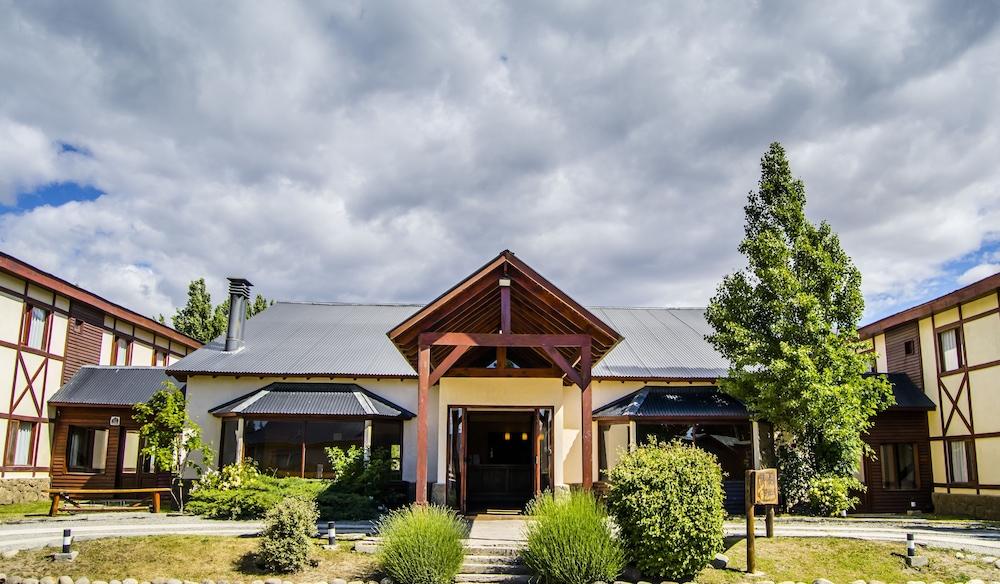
[522,490,625,584]
[325,446,394,499]
[606,440,725,580]
[187,468,328,520]
[315,491,378,520]
[377,504,468,584]
[806,475,864,516]
[255,497,320,573]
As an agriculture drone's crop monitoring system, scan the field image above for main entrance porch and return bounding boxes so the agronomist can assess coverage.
[446,407,554,513]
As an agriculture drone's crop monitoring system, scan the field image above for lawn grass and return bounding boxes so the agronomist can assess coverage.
[693,537,999,584]
[0,500,51,522]
[0,536,377,581]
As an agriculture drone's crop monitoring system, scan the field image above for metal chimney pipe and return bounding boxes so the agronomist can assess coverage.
[224,277,253,351]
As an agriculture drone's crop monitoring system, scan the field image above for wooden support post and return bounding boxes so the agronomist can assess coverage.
[415,344,431,504]
[152,491,161,514]
[766,505,775,538]
[49,493,60,517]
[581,380,593,490]
[746,470,756,573]
[581,338,593,490]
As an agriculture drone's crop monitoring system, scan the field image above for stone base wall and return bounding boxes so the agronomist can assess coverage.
[0,478,50,505]
[932,492,1000,520]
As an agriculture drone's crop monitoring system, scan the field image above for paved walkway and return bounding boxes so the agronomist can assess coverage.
[0,513,373,552]
[464,515,1000,555]
[3,512,1000,556]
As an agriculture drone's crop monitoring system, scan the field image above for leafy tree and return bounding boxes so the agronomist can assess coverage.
[171,278,219,343]
[133,380,213,511]
[705,142,893,505]
[171,279,272,343]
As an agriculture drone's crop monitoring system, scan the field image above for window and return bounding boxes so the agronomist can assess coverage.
[372,420,403,479]
[5,421,35,466]
[879,443,917,489]
[121,430,155,474]
[121,430,140,474]
[112,337,130,366]
[23,306,49,350]
[219,419,240,468]
[904,340,916,356]
[948,439,975,484]
[598,423,629,482]
[938,328,963,372]
[153,350,167,367]
[66,426,109,472]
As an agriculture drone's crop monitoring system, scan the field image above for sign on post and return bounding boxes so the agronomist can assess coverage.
[755,468,778,505]
[745,468,779,574]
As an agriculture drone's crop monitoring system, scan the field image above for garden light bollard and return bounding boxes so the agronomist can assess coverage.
[328,521,336,546]
[62,529,72,554]
[904,532,928,567]
[907,533,915,557]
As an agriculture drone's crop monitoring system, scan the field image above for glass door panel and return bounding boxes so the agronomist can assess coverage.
[446,407,466,512]
[535,408,553,494]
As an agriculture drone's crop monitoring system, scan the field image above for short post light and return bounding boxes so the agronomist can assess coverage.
[323,520,337,549]
[905,532,928,567]
[52,528,78,562]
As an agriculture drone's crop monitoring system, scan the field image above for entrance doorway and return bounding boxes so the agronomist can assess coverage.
[446,407,553,514]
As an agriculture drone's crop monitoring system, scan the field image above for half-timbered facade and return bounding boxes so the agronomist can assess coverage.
[860,271,1000,517]
[0,252,199,503]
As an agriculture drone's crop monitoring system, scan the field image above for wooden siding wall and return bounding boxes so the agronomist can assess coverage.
[62,320,104,385]
[861,410,933,513]
[885,322,923,389]
[49,406,170,491]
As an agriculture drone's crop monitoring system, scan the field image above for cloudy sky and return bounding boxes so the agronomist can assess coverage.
[1,1,998,325]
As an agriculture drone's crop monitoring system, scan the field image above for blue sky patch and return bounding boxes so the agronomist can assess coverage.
[3,181,104,214]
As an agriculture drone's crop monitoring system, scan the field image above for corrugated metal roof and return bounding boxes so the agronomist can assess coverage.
[49,366,180,406]
[593,386,748,419]
[168,302,728,380]
[209,382,414,418]
[867,372,936,411]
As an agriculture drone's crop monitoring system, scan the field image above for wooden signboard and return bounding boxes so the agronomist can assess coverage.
[745,468,779,574]
[754,468,778,505]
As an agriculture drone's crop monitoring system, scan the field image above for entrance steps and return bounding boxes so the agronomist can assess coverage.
[456,546,530,584]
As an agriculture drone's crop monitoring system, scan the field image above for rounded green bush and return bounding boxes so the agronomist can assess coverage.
[522,490,625,584]
[255,497,320,573]
[807,475,864,516]
[606,440,725,580]
[376,504,468,584]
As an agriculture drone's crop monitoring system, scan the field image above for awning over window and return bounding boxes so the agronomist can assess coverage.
[209,382,414,419]
[593,386,748,420]
[864,372,936,411]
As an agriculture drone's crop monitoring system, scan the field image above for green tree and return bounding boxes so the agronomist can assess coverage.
[705,142,893,504]
[133,380,212,511]
[171,278,220,343]
[171,279,272,343]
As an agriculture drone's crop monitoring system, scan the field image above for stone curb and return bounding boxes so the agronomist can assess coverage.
[0,577,394,584]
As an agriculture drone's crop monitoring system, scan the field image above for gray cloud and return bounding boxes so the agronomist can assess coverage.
[0,0,998,321]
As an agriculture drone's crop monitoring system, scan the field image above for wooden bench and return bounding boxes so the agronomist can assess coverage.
[47,488,172,516]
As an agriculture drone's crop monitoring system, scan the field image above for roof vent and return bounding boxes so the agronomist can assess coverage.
[224,277,253,352]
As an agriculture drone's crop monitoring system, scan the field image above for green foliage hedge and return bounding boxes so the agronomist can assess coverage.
[606,441,725,580]
[187,459,378,520]
[523,490,625,584]
[256,497,320,573]
[806,475,864,516]
[377,504,468,584]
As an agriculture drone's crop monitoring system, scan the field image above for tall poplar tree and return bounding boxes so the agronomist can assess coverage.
[171,279,272,343]
[705,143,893,493]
